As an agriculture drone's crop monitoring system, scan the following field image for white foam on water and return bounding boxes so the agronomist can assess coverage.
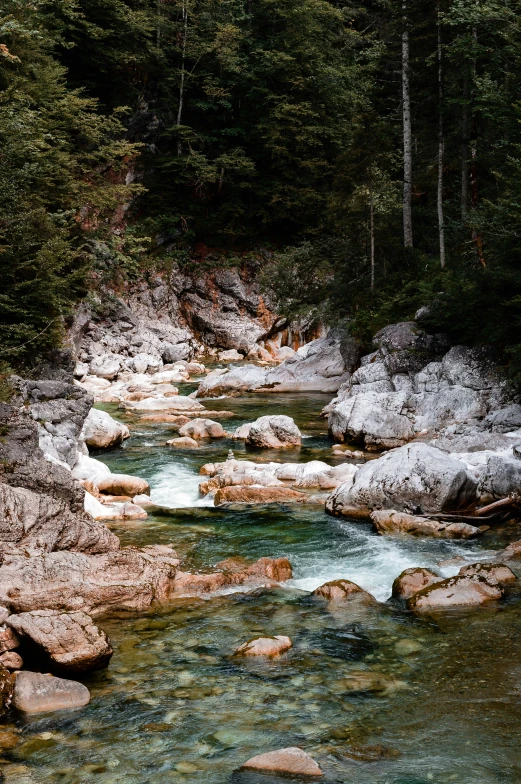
[150,462,213,508]
[287,521,474,602]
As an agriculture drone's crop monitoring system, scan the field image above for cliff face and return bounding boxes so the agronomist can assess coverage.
[73,265,317,371]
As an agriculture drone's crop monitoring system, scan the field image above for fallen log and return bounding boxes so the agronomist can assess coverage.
[419,495,521,524]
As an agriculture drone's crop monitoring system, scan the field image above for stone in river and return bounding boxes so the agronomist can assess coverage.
[235,635,292,658]
[97,473,150,497]
[311,579,377,606]
[336,670,406,696]
[214,486,307,505]
[7,609,113,674]
[0,652,23,670]
[408,573,504,611]
[12,671,90,713]
[392,568,441,601]
[240,747,323,777]
[166,436,199,448]
[458,562,517,586]
[81,408,130,449]
[178,418,226,440]
[371,509,480,539]
[244,415,302,449]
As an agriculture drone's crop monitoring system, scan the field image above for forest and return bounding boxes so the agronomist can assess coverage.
[2,0,521,378]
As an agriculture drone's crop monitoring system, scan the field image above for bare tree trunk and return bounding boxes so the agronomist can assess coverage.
[402,0,413,249]
[461,73,469,221]
[437,10,446,268]
[369,188,375,291]
[177,0,188,157]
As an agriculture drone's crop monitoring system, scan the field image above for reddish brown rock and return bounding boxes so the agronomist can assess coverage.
[12,671,90,714]
[8,610,113,674]
[0,625,20,653]
[0,546,180,616]
[235,635,292,658]
[172,557,292,597]
[392,568,441,602]
[371,510,480,539]
[0,652,23,670]
[97,474,150,497]
[240,747,323,777]
[312,579,377,605]
[166,436,199,448]
[458,562,517,586]
[408,574,503,611]
[214,486,307,506]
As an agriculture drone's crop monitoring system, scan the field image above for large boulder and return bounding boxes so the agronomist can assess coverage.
[167,557,292,597]
[326,443,478,516]
[311,579,377,606]
[0,546,181,616]
[178,418,226,440]
[89,354,121,380]
[8,610,113,674]
[196,365,267,398]
[12,671,90,714]
[244,415,302,449]
[81,408,130,449]
[408,573,504,611]
[328,392,413,449]
[477,454,521,501]
[122,396,204,412]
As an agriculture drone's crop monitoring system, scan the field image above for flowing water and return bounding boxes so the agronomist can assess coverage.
[3,387,521,784]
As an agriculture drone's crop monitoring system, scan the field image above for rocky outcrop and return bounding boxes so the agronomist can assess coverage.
[12,671,90,714]
[326,443,477,517]
[370,510,480,539]
[240,748,323,778]
[0,546,181,616]
[0,482,119,556]
[81,408,130,449]
[477,454,521,502]
[234,635,293,658]
[326,321,511,450]
[8,610,113,674]
[197,334,359,397]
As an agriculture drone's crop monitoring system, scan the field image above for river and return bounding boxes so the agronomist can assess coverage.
[5,386,521,783]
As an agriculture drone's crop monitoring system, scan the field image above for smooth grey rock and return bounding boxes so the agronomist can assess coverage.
[328,392,413,449]
[326,442,477,515]
[89,354,121,381]
[13,671,90,713]
[478,454,521,500]
[244,415,302,449]
[484,404,521,432]
[81,408,130,449]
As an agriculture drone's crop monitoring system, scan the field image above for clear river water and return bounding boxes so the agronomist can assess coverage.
[3,384,521,784]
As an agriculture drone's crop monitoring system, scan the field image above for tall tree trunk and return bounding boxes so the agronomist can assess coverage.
[461,72,469,221]
[177,0,188,157]
[402,0,413,248]
[156,0,162,47]
[437,10,446,268]
[369,188,375,292]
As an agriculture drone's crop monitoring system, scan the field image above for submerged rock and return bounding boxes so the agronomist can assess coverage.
[166,436,199,448]
[12,671,90,714]
[392,568,441,601]
[370,509,480,539]
[172,556,292,597]
[458,562,517,586]
[8,609,113,674]
[337,670,406,696]
[235,635,292,658]
[240,747,323,777]
[326,443,477,517]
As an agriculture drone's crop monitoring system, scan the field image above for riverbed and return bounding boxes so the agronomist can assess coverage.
[4,389,521,783]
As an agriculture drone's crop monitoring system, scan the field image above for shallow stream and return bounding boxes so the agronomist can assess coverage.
[4,389,521,783]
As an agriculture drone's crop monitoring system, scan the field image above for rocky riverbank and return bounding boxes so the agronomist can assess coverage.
[2,312,521,781]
